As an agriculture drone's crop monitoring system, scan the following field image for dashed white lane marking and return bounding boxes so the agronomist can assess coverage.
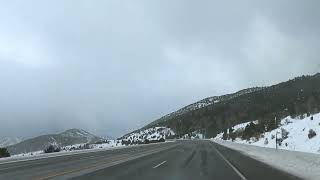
[153,161,167,169]
[212,146,248,180]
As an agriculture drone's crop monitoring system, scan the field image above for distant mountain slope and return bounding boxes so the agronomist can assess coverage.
[146,87,264,128]
[0,137,21,147]
[7,129,104,155]
[138,73,320,138]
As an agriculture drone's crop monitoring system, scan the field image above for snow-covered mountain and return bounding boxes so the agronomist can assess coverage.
[214,113,320,154]
[6,129,104,155]
[0,137,21,147]
[121,127,175,144]
[59,129,101,142]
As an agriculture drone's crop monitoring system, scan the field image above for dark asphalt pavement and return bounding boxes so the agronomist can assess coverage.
[0,140,300,180]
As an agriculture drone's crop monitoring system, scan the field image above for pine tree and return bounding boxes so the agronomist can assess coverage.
[0,148,10,158]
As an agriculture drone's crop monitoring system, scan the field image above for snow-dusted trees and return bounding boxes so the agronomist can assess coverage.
[241,122,264,140]
[44,145,61,153]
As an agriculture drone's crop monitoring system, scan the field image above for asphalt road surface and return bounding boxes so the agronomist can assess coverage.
[0,140,300,180]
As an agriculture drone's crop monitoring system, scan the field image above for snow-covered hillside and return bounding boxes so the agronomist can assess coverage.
[0,137,21,147]
[121,127,175,143]
[214,113,320,154]
[60,129,102,143]
[6,129,104,155]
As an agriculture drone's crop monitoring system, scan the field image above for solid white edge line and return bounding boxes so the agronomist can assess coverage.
[152,160,167,169]
[212,144,248,180]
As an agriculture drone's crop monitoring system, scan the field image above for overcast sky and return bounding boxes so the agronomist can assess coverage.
[0,0,319,138]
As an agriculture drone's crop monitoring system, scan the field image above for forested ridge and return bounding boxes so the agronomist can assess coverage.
[143,73,320,138]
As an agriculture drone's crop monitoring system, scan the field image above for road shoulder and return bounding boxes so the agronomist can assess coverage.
[213,140,320,180]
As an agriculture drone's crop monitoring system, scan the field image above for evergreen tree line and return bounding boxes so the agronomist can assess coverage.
[0,148,10,158]
[153,74,320,138]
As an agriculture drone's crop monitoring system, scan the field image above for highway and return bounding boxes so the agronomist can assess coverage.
[0,140,300,180]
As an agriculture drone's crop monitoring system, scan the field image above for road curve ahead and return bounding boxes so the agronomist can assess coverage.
[0,140,300,180]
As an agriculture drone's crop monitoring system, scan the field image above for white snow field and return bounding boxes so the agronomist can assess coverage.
[213,140,320,180]
[214,113,320,154]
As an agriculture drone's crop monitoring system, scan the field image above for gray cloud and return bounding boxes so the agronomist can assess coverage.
[0,0,319,138]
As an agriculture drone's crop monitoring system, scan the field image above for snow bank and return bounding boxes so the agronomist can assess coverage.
[213,140,320,180]
[214,113,320,154]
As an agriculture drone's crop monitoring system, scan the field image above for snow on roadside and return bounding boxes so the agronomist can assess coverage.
[213,140,320,180]
[214,113,320,154]
[4,140,125,160]
[63,140,122,150]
